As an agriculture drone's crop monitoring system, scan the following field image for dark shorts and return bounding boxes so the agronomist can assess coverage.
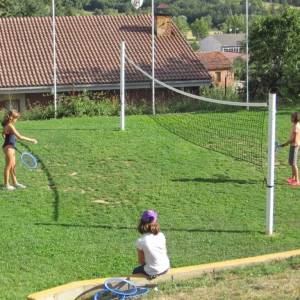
[132,264,169,279]
[289,146,299,166]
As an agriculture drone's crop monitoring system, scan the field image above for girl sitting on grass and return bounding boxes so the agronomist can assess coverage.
[133,210,170,279]
[2,110,38,190]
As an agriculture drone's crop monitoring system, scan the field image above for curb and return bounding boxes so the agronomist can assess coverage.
[27,248,300,300]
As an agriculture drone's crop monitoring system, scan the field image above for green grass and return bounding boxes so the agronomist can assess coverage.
[147,256,300,299]
[0,110,299,299]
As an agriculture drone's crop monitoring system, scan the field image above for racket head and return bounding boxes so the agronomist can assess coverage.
[20,152,38,169]
[275,141,281,152]
[104,278,137,296]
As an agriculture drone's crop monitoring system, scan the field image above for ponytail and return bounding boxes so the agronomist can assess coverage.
[2,110,20,127]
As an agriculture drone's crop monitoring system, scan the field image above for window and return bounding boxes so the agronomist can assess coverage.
[216,72,221,82]
[5,99,20,112]
[222,46,242,53]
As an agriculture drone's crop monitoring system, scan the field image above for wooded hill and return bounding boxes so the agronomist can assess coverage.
[0,0,299,31]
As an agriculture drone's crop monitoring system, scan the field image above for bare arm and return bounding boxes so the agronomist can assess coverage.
[8,124,37,144]
[137,249,145,265]
[281,128,296,147]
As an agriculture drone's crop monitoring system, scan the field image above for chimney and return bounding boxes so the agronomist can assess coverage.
[155,3,172,37]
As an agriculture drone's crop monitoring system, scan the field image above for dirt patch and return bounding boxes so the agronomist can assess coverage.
[92,199,110,204]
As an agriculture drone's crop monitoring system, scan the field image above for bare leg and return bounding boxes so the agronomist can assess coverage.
[292,165,299,183]
[10,153,17,185]
[3,147,15,186]
[3,156,10,186]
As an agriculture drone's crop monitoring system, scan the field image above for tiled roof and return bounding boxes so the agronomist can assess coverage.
[210,33,245,46]
[0,15,210,89]
[222,52,247,63]
[196,51,232,71]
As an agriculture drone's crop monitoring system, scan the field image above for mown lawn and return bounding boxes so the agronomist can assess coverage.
[0,110,299,299]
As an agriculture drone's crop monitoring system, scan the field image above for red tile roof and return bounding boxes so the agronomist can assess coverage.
[196,51,232,71]
[0,15,210,90]
[222,52,247,64]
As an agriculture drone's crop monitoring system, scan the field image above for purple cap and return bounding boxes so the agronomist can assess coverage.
[141,210,158,224]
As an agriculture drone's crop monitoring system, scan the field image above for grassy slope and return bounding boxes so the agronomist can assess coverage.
[147,256,300,299]
[0,111,299,299]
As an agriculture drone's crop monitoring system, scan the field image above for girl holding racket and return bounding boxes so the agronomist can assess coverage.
[2,110,38,190]
[133,210,170,279]
[280,112,300,186]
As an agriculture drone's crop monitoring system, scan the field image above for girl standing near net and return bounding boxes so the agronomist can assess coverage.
[133,210,170,279]
[280,112,300,186]
[2,110,38,190]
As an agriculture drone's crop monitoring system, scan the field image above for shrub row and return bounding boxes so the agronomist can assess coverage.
[1,87,246,121]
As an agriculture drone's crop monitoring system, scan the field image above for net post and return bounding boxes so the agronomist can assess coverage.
[266,93,276,235]
[52,0,57,118]
[120,41,126,131]
[151,0,156,115]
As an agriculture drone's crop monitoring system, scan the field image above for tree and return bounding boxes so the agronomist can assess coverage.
[249,8,300,102]
[222,14,245,33]
[0,0,48,17]
[233,57,246,81]
[191,18,209,39]
[173,15,190,37]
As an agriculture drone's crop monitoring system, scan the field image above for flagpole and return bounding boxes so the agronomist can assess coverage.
[52,0,57,118]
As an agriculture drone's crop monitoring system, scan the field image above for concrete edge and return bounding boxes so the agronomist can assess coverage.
[27,248,300,300]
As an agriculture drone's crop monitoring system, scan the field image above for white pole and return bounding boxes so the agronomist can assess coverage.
[246,0,249,110]
[52,0,57,118]
[151,0,155,115]
[266,93,276,235]
[120,41,125,131]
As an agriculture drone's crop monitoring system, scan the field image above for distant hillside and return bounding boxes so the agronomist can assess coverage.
[1,0,299,30]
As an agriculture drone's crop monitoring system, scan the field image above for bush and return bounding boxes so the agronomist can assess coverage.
[200,86,243,101]
[18,93,121,120]
[21,104,55,120]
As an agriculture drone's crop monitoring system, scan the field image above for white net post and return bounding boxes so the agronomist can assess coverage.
[52,0,57,118]
[120,41,126,131]
[151,0,155,115]
[266,93,276,235]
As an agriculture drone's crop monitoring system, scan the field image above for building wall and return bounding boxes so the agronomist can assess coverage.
[209,69,234,88]
[0,94,26,111]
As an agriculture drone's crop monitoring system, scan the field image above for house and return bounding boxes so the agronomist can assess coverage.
[0,14,211,111]
[222,52,247,64]
[196,51,234,88]
[200,33,245,53]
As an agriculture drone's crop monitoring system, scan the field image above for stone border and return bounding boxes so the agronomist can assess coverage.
[27,249,300,300]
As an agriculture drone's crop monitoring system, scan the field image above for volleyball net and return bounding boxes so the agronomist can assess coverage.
[125,55,268,169]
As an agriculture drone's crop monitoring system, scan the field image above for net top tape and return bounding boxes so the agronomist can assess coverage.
[125,56,268,108]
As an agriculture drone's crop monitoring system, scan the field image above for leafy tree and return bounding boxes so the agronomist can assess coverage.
[173,15,190,37]
[0,0,49,17]
[249,8,300,102]
[222,14,245,33]
[233,57,246,81]
[189,40,200,50]
[191,17,209,39]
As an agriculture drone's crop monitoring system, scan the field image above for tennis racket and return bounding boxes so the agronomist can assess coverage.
[93,278,149,300]
[15,147,38,169]
[275,141,282,153]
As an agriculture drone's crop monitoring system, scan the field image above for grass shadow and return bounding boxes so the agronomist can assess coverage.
[34,222,263,235]
[172,175,259,185]
[20,142,60,221]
